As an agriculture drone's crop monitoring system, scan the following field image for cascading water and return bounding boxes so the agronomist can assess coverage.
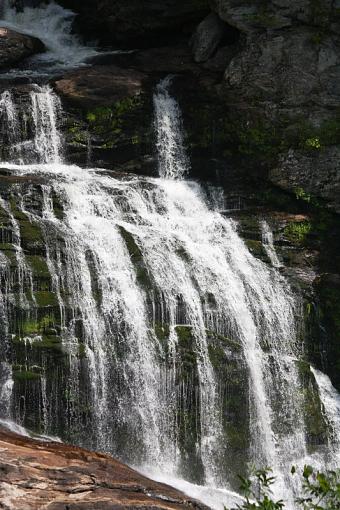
[0,80,339,510]
[0,0,98,74]
[261,220,282,268]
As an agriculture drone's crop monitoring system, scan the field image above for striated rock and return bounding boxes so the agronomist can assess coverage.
[0,27,44,69]
[190,12,226,63]
[0,426,209,510]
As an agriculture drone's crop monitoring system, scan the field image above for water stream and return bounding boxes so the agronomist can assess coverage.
[0,0,98,75]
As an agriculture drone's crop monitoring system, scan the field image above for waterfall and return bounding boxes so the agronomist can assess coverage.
[153,76,189,180]
[0,83,338,509]
[0,1,97,73]
[0,85,62,164]
[261,220,282,268]
[30,86,62,164]
[311,367,340,463]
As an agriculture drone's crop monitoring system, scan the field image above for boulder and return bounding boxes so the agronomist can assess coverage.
[0,27,44,69]
[53,65,147,109]
[190,12,226,62]
[0,426,209,510]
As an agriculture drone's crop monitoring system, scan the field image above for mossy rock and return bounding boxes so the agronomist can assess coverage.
[245,239,268,260]
[13,368,41,381]
[296,360,328,445]
[26,255,50,278]
[34,291,58,308]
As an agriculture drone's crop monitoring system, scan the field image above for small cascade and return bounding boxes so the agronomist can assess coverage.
[311,367,340,463]
[0,90,22,162]
[153,76,189,180]
[0,85,62,164]
[0,0,97,74]
[30,86,62,164]
[261,220,282,268]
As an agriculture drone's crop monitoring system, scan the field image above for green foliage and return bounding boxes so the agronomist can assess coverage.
[227,467,340,510]
[297,466,340,509]
[284,221,312,243]
[229,468,284,510]
[304,137,321,150]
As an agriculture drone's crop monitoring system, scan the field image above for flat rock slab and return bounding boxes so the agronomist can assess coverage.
[54,65,147,108]
[0,427,209,510]
[0,27,44,68]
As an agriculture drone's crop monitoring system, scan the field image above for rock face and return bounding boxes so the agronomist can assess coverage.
[0,27,44,68]
[209,0,340,213]
[0,426,209,510]
[59,0,210,47]
[190,12,226,62]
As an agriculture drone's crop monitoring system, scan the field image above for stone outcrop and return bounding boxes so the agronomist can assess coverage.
[190,12,226,62]
[208,0,340,213]
[54,65,147,109]
[0,426,209,510]
[59,0,210,48]
[0,27,44,68]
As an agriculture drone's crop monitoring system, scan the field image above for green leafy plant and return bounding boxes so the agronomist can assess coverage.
[296,465,340,510]
[228,468,284,510]
[227,466,340,510]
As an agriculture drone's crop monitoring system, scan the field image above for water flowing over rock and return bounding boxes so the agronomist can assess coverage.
[0,0,97,73]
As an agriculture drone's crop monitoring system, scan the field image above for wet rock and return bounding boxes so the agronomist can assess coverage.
[0,426,209,510]
[190,12,226,63]
[0,27,44,69]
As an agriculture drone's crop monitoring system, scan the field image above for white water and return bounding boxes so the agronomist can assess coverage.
[261,220,282,268]
[311,367,340,463]
[141,468,244,510]
[153,76,189,180]
[0,84,339,509]
[0,0,98,74]
[0,85,62,164]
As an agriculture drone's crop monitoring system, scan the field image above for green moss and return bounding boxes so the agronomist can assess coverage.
[175,325,194,349]
[0,242,15,251]
[13,369,41,381]
[9,197,27,221]
[119,226,152,289]
[206,330,242,353]
[245,239,268,260]
[119,226,142,262]
[154,323,170,343]
[296,360,328,442]
[26,255,50,277]
[86,95,143,148]
[34,292,58,308]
